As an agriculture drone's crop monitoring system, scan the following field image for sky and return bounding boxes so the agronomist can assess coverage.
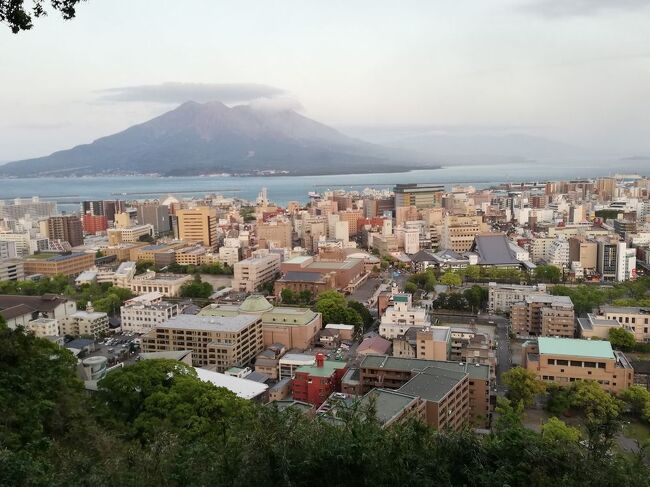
[1,0,650,161]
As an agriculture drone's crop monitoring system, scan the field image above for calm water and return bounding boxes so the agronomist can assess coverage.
[0,161,647,210]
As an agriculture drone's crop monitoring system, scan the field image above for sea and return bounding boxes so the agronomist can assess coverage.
[0,161,648,212]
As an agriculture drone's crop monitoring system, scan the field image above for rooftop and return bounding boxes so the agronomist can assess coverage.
[360,354,490,380]
[398,366,467,402]
[537,337,615,359]
[155,314,260,333]
[471,233,520,266]
[194,367,268,400]
[295,360,347,378]
[359,388,420,425]
[280,271,326,283]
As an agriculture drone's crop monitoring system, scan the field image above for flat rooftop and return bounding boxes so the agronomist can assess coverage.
[398,366,467,402]
[295,360,347,378]
[537,337,615,359]
[156,314,259,333]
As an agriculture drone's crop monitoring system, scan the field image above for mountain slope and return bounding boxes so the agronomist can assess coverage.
[1,102,434,177]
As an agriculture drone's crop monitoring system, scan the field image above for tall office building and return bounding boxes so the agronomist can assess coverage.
[46,215,83,247]
[81,200,125,222]
[394,184,445,209]
[135,202,171,235]
[176,207,218,247]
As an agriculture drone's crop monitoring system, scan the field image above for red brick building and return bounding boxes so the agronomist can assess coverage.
[292,353,348,406]
[83,213,108,234]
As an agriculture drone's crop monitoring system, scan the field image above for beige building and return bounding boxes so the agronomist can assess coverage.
[524,337,633,394]
[140,314,264,371]
[257,220,293,249]
[511,295,575,337]
[599,306,650,343]
[441,214,487,252]
[578,313,622,340]
[27,317,59,337]
[232,250,281,293]
[127,271,192,297]
[176,207,218,248]
[200,295,321,349]
[108,224,154,245]
[487,282,548,313]
[568,237,598,271]
[23,252,95,277]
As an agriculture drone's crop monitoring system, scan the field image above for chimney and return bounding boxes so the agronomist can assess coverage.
[316,353,325,368]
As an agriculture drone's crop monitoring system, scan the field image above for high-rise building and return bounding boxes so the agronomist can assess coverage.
[257,220,293,249]
[46,215,83,247]
[394,184,444,209]
[82,214,108,235]
[511,295,575,337]
[176,207,218,247]
[81,200,125,222]
[135,202,171,235]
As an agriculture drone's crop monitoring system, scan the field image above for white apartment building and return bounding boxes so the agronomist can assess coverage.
[487,282,548,313]
[544,238,570,269]
[379,293,429,339]
[232,250,281,293]
[218,246,240,266]
[120,292,179,334]
[60,306,109,338]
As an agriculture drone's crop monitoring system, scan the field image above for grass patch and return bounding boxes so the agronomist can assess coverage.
[622,419,650,443]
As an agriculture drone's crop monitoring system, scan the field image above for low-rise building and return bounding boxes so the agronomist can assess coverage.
[0,294,77,329]
[23,252,95,277]
[599,306,650,343]
[199,295,321,349]
[127,271,192,297]
[292,354,348,406]
[578,313,622,340]
[524,337,634,394]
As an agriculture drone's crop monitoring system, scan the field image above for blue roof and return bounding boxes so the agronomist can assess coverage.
[537,337,615,359]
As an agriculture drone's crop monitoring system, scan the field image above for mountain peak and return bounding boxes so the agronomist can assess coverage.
[0,101,432,177]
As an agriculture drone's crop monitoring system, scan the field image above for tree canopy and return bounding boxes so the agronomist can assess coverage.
[1,326,649,485]
[502,367,546,407]
[1,0,82,33]
[608,327,636,351]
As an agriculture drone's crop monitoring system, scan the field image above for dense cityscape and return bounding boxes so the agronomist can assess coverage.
[2,176,650,484]
[4,0,650,485]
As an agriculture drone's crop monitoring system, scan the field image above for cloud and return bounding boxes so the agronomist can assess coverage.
[5,121,71,130]
[96,82,286,104]
[520,0,650,18]
[248,96,303,112]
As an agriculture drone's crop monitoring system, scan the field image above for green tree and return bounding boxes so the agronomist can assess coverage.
[502,367,546,407]
[541,417,581,444]
[404,281,418,294]
[180,275,213,299]
[315,291,363,332]
[570,380,622,453]
[1,0,83,33]
[349,300,374,332]
[534,264,562,283]
[0,325,83,450]
[463,285,487,311]
[281,288,297,304]
[440,271,462,288]
[609,327,636,351]
[621,386,650,422]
